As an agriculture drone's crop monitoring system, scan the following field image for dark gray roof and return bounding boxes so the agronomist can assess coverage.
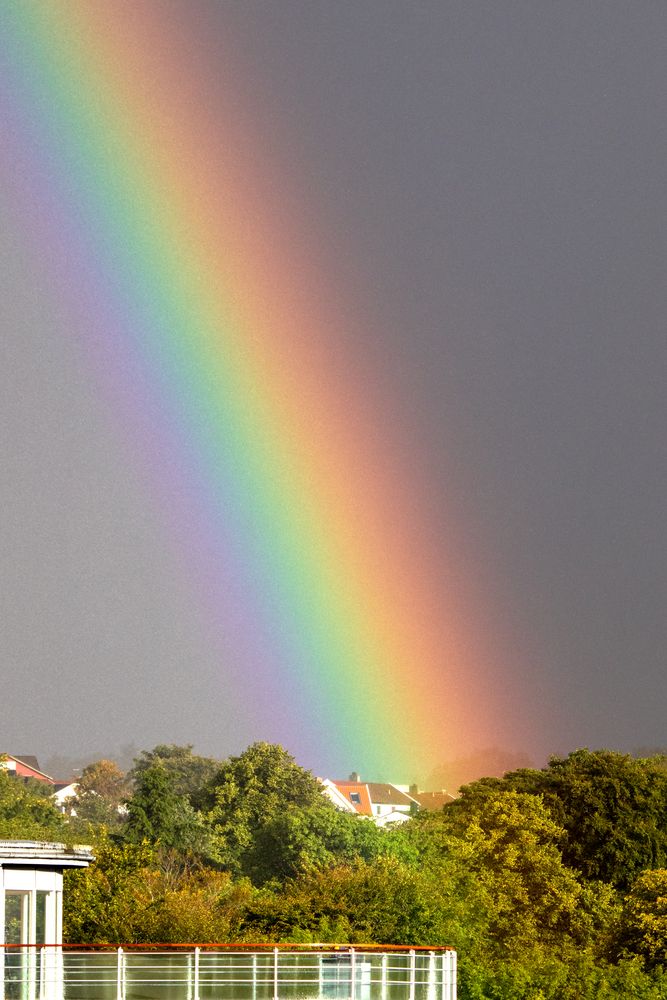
[13,755,42,772]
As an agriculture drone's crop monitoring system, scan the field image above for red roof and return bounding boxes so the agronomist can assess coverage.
[331,781,373,816]
[411,790,455,811]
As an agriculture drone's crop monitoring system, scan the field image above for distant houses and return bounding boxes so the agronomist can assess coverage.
[2,753,454,827]
[0,753,79,813]
[321,773,455,826]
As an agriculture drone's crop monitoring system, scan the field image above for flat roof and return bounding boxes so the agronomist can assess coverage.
[0,841,93,868]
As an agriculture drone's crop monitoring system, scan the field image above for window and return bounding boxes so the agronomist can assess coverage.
[349,792,361,804]
[4,892,26,945]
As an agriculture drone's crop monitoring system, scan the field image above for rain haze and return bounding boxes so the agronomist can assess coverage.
[2,2,666,781]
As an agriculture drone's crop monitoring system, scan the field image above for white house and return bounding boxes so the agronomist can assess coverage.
[322,778,419,826]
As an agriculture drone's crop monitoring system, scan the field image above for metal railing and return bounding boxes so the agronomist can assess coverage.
[1,943,456,1000]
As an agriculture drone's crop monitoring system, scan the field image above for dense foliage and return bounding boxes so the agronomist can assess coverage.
[7,744,667,998]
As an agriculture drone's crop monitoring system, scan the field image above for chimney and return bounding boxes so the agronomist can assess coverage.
[348,771,361,782]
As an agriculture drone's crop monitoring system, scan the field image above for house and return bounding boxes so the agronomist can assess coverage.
[323,777,419,826]
[1,755,82,814]
[365,783,418,826]
[321,771,459,826]
[52,781,80,814]
[326,780,374,817]
[0,755,55,784]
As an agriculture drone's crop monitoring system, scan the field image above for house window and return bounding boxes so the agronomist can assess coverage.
[349,792,361,804]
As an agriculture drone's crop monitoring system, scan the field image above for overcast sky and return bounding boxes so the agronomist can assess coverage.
[2,2,666,777]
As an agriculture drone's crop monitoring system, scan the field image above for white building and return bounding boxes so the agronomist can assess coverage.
[0,840,93,999]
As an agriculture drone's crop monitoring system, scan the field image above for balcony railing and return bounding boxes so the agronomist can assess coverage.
[1,943,456,1000]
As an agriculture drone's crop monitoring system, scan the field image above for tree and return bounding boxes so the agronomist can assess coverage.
[78,759,129,802]
[455,749,667,889]
[438,790,609,958]
[541,751,667,888]
[124,762,210,858]
[615,869,667,970]
[203,742,333,878]
[131,868,254,943]
[74,759,130,827]
[244,857,454,945]
[0,769,69,841]
[63,835,156,943]
[243,801,386,884]
[129,744,219,810]
[64,833,257,944]
[412,789,621,956]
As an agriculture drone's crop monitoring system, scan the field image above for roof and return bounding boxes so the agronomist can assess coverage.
[411,790,455,811]
[331,781,373,816]
[366,783,417,808]
[13,755,42,772]
[319,779,359,813]
[0,841,94,868]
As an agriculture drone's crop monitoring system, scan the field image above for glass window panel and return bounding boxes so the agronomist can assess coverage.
[4,892,25,944]
[36,891,48,943]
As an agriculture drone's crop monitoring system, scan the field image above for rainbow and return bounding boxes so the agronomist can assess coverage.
[0,3,510,779]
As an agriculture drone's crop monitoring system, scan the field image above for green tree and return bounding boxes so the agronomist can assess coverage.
[129,744,219,810]
[0,769,69,841]
[64,834,257,944]
[203,742,333,878]
[75,759,130,827]
[63,835,155,943]
[456,749,667,889]
[441,790,611,957]
[124,762,210,858]
[244,856,453,945]
[244,801,386,884]
[132,868,254,943]
[616,869,667,970]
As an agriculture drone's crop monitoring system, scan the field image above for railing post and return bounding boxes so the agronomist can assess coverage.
[194,947,200,1000]
[381,952,387,999]
[426,951,436,1000]
[409,949,416,1000]
[273,947,279,1000]
[350,948,356,1000]
[442,951,456,1000]
[116,947,123,1000]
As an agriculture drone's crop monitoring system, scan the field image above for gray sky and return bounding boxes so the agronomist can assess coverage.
[2,2,666,777]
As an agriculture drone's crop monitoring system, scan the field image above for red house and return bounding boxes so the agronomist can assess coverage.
[0,754,55,784]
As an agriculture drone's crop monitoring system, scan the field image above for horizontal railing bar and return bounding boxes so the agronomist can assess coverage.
[0,940,454,951]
